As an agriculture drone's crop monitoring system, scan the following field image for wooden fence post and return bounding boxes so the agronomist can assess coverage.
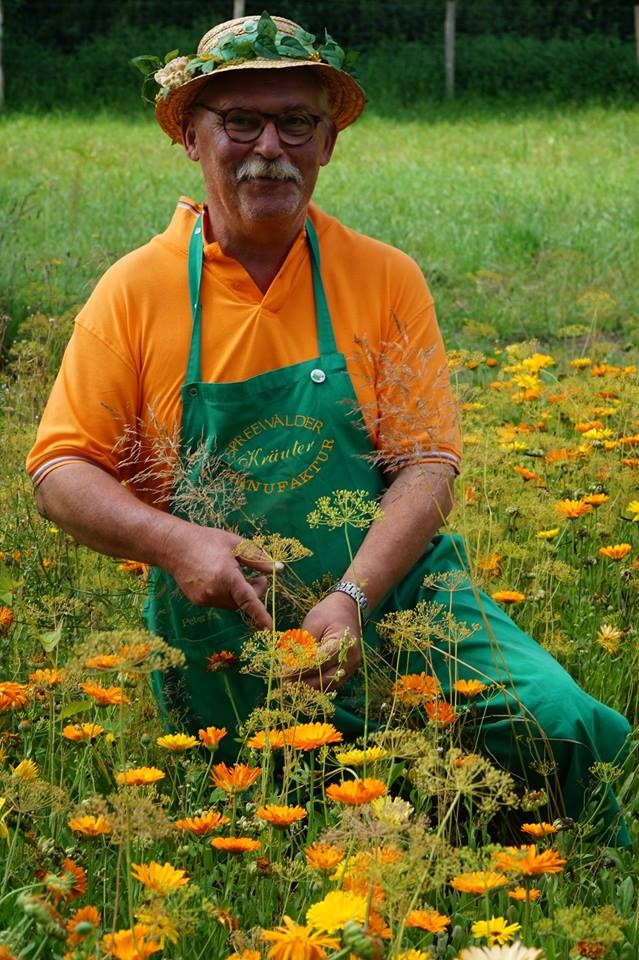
[635,6,639,64]
[445,1,456,100]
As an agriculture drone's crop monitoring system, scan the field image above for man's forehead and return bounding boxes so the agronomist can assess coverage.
[199,67,325,106]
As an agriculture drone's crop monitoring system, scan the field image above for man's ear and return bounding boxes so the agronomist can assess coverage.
[181,115,199,162]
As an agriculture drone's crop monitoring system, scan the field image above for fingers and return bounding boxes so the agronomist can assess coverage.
[229,573,272,629]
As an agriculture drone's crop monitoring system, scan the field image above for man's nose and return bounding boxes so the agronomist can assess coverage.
[253,119,285,157]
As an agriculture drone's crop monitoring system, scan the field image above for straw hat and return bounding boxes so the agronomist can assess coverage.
[153,12,366,144]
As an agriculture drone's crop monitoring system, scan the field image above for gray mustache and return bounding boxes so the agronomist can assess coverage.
[236,157,303,185]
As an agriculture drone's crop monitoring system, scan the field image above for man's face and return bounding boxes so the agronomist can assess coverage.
[181,68,337,236]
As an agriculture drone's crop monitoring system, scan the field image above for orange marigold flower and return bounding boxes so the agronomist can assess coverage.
[392,672,440,704]
[62,722,105,742]
[175,810,229,835]
[116,766,165,786]
[405,909,451,933]
[598,543,632,560]
[582,493,609,507]
[102,924,162,959]
[508,885,541,902]
[454,678,488,696]
[131,861,188,894]
[283,722,343,751]
[210,762,260,794]
[277,628,319,670]
[261,915,340,959]
[28,667,64,686]
[118,559,149,576]
[119,642,153,665]
[256,804,307,827]
[198,726,227,748]
[493,844,566,876]
[622,457,639,468]
[425,699,457,725]
[79,681,129,706]
[575,942,607,958]
[85,653,122,670]
[304,842,345,872]
[67,904,101,945]
[514,466,542,482]
[450,870,510,894]
[156,733,198,752]
[0,607,14,632]
[326,778,387,805]
[521,822,557,838]
[44,858,88,903]
[478,552,502,577]
[226,951,261,960]
[210,836,261,854]
[555,499,593,520]
[453,753,480,768]
[0,681,30,711]
[206,650,238,672]
[247,728,287,750]
[491,590,526,604]
[68,814,113,836]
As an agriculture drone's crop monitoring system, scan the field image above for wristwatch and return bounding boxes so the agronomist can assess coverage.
[331,580,370,618]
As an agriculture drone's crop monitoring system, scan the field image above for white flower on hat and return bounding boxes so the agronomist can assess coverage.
[154,56,190,90]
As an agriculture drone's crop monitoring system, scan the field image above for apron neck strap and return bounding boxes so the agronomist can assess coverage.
[186,213,338,384]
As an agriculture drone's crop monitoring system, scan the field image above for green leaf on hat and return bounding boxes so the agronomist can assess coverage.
[278,35,313,59]
[130,54,163,77]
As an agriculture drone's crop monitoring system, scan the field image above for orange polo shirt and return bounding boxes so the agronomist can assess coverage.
[27,198,461,499]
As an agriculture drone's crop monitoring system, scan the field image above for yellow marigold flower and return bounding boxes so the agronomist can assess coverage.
[536,527,560,540]
[62,722,105,742]
[210,836,261,854]
[405,909,451,933]
[370,795,414,825]
[131,861,189,893]
[256,804,307,827]
[102,924,161,959]
[226,951,261,960]
[454,679,488,696]
[598,543,632,560]
[471,916,522,946]
[582,493,609,507]
[261,915,340,959]
[67,904,101,945]
[392,672,440,704]
[304,842,345,872]
[277,628,319,670]
[134,910,179,946]
[175,810,229,835]
[116,767,165,786]
[79,681,129,706]
[210,762,260,794]
[247,728,287,750]
[85,654,122,670]
[156,733,198,752]
[11,759,39,781]
[0,607,14,632]
[28,667,64,686]
[596,623,624,655]
[521,353,555,372]
[0,681,30,711]
[493,844,566,876]
[521,822,557,837]
[326,777,387,805]
[306,890,368,933]
[333,746,389,766]
[626,500,639,518]
[397,952,430,960]
[450,870,510,894]
[283,722,343,751]
[198,726,227,748]
[68,814,113,836]
[570,357,592,369]
[491,590,526,604]
[555,499,593,520]
[508,885,541,902]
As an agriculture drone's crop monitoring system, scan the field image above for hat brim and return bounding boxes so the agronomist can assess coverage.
[155,60,365,144]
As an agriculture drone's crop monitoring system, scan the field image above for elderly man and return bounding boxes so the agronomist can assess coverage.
[27,13,630,842]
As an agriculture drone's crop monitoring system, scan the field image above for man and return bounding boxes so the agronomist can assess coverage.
[27,13,630,841]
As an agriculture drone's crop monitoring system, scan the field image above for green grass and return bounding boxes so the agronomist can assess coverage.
[2,103,639,351]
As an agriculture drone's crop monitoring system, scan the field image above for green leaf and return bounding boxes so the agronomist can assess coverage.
[257,11,277,41]
[59,699,93,720]
[0,562,16,604]
[130,54,162,77]
[163,48,180,65]
[254,37,280,60]
[278,36,312,59]
[39,621,63,653]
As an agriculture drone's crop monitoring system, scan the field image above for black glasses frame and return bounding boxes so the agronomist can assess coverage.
[195,105,323,145]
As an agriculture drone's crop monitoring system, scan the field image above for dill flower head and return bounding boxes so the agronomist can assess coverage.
[555,499,593,520]
[0,681,30,711]
[261,915,340,959]
[116,767,165,787]
[405,909,451,933]
[102,924,162,959]
[198,726,227,748]
[131,861,189,894]
[307,489,384,530]
[306,890,368,933]
[174,810,229,835]
[304,842,345,872]
[492,844,566,876]
[257,804,307,827]
[326,777,387,805]
[450,871,510,894]
[68,814,113,836]
[156,733,198,752]
[471,917,522,946]
[62,722,105,742]
[282,722,343,751]
[210,836,261,854]
[598,543,632,560]
[210,762,260,794]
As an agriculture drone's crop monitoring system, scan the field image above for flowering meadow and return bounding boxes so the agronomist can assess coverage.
[1,109,639,960]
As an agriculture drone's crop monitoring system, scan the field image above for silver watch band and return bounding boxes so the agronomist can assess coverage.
[331,580,369,614]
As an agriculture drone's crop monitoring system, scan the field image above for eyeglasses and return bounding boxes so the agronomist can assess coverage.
[196,105,323,145]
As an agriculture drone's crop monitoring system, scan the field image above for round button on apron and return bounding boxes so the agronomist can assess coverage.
[310,368,326,384]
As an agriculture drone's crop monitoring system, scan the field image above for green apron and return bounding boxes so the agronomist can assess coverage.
[145,214,630,843]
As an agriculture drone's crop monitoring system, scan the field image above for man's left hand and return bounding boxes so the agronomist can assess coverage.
[298,592,363,689]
